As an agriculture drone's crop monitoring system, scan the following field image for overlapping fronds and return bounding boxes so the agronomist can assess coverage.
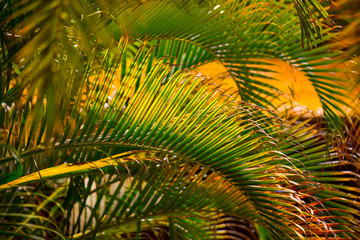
[1,0,360,239]
[106,0,353,134]
[1,39,359,239]
[277,113,360,239]
[1,0,354,136]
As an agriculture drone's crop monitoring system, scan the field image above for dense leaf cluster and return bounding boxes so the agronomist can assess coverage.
[0,0,359,239]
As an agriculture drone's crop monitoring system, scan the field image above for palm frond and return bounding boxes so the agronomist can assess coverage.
[1,39,359,239]
[2,0,352,135]
[105,0,352,133]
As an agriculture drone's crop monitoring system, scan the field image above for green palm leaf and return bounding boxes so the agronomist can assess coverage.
[105,1,351,133]
[1,39,359,239]
[2,0,353,135]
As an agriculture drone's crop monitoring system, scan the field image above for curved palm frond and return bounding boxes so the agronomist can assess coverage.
[109,1,354,133]
[277,113,360,239]
[2,0,354,135]
[1,38,359,239]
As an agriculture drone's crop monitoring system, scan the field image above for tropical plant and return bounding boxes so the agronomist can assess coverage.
[0,0,359,239]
